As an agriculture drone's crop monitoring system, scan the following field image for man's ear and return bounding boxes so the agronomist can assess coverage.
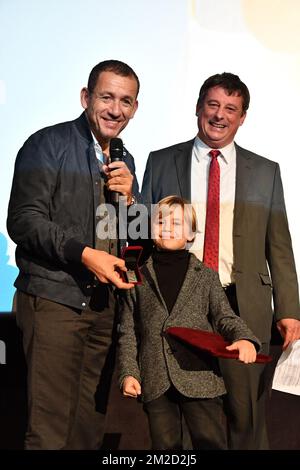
[130,99,138,119]
[80,87,89,110]
[239,111,247,127]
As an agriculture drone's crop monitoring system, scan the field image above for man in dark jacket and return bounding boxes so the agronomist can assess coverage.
[7,59,140,449]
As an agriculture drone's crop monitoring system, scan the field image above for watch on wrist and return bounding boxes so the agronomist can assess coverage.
[128,195,137,206]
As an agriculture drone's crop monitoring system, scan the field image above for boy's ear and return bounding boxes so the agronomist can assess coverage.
[185,224,196,243]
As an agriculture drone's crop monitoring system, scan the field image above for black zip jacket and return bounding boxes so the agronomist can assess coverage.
[7,113,139,309]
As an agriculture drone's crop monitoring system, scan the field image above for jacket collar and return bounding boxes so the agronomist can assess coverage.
[143,253,205,314]
[74,112,94,144]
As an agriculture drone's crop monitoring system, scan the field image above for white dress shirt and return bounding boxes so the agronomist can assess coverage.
[190,136,236,286]
[91,132,106,166]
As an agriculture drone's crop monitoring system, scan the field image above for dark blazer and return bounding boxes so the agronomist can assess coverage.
[141,139,300,342]
[118,254,260,403]
[7,112,139,309]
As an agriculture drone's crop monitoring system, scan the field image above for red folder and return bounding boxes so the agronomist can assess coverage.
[166,326,272,363]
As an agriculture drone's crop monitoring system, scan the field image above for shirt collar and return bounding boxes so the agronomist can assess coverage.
[193,136,235,165]
[91,132,107,164]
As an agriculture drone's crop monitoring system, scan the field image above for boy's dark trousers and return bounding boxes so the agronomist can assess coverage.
[143,386,227,450]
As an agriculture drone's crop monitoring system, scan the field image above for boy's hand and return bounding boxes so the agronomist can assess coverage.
[226,340,257,363]
[122,376,141,398]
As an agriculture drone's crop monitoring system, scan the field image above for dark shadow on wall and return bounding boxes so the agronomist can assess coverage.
[0,314,27,449]
[0,232,18,313]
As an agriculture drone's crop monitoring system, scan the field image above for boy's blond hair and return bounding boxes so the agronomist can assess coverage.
[153,195,197,242]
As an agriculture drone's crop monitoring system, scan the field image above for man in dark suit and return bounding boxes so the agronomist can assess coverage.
[141,72,300,449]
[7,60,140,449]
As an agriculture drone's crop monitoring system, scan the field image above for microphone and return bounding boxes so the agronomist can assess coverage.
[109,137,123,204]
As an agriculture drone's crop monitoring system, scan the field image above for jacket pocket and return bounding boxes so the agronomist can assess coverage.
[259,273,272,287]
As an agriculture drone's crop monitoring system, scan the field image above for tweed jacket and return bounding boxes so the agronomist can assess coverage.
[118,254,260,403]
[141,139,300,342]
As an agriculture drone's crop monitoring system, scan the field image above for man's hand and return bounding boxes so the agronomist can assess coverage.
[277,318,300,350]
[103,161,133,205]
[226,340,257,363]
[122,376,141,398]
[81,247,134,289]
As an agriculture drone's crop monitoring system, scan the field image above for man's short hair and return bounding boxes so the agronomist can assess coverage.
[197,72,250,114]
[87,59,140,97]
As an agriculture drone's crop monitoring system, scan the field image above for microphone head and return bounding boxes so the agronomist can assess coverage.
[110,138,123,162]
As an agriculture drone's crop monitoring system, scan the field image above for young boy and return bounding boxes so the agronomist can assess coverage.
[118,196,260,450]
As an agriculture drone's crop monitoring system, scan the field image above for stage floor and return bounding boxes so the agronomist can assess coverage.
[1,314,300,450]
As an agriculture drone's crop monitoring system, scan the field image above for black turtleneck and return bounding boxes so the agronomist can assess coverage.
[152,248,190,313]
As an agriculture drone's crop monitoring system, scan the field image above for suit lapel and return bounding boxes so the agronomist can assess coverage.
[233,143,253,236]
[174,139,194,201]
[142,259,167,310]
[170,255,205,317]
[142,255,205,316]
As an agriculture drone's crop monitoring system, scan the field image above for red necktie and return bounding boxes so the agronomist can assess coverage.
[203,149,221,272]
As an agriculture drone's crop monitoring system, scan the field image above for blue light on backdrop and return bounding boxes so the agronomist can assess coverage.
[1,0,299,312]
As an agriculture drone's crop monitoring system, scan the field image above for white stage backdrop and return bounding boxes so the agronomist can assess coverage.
[1,0,299,311]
